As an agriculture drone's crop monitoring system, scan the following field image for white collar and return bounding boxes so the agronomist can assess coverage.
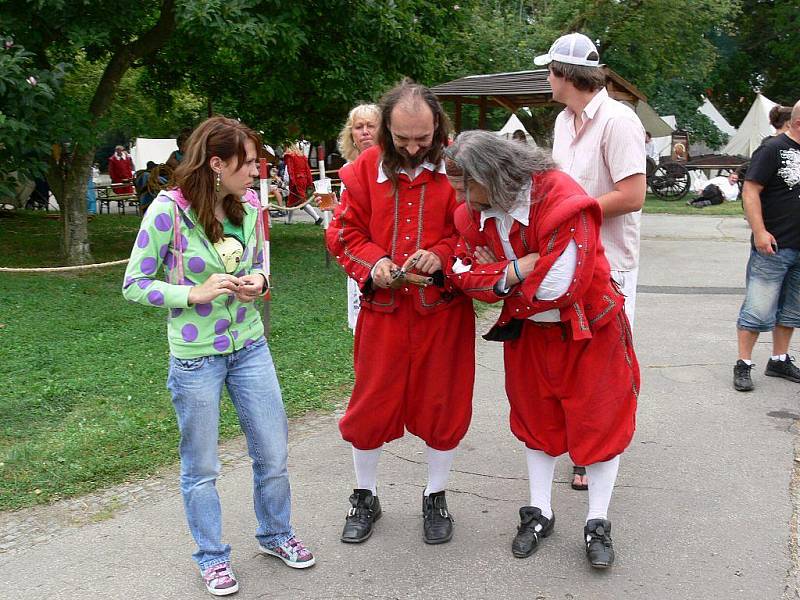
[479,181,532,230]
[376,159,446,183]
[564,87,608,123]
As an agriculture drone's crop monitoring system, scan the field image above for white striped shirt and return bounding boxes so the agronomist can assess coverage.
[552,88,646,271]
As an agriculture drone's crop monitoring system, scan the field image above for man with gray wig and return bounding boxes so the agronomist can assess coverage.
[444,130,639,569]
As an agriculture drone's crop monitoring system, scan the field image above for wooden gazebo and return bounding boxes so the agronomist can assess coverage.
[430,68,647,132]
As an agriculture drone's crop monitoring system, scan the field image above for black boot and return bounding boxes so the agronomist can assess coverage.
[584,518,615,568]
[422,491,454,544]
[511,506,554,558]
[341,489,382,543]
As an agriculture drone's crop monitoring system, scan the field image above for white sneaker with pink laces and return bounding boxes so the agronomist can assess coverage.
[202,562,239,596]
[260,536,316,569]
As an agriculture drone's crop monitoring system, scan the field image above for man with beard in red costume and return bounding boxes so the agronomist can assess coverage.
[326,80,475,546]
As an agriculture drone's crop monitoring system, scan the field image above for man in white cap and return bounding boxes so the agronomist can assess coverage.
[531,32,646,568]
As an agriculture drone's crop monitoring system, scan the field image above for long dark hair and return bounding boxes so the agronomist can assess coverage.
[378,79,450,192]
[173,116,261,242]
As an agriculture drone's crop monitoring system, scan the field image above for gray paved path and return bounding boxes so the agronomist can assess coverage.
[2,214,799,600]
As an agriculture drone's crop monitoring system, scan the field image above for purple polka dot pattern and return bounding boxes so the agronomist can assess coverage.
[136,279,152,289]
[181,323,198,342]
[182,215,195,229]
[154,213,172,232]
[188,256,206,273]
[164,253,176,270]
[181,277,193,286]
[256,250,264,263]
[158,194,171,202]
[124,276,134,287]
[136,230,149,248]
[214,319,230,334]
[196,303,212,317]
[213,336,230,352]
[236,307,247,323]
[232,330,239,340]
[159,244,169,259]
[147,290,164,305]
[170,308,183,318]
[244,338,254,348]
[140,257,157,275]
[241,247,249,262]
[236,269,245,277]
[176,234,188,252]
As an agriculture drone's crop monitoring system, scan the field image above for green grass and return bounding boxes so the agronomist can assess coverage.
[0,211,354,509]
[643,193,744,216]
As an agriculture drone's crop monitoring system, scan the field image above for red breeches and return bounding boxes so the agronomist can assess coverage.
[503,311,639,465]
[340,297,476,451]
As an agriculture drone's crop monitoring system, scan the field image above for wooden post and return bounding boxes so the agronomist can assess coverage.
[317,144,332,268]
[259,158,272,337]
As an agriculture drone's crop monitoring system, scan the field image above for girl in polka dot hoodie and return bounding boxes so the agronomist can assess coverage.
[122,182,267,358]
[122,116,315,596]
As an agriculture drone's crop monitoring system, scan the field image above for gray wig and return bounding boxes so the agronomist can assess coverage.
[445,130,555,212]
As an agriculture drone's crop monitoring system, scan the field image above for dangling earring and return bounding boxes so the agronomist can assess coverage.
[215,172,221,192]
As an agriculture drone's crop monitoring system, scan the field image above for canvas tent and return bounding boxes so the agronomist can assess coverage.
[634,101,674,138]
[723,94,777,158]
[130,138,178,171]
[496,114,536,144]
[689,96,738,155]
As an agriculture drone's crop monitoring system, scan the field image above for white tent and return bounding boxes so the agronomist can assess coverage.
[634,100,674,137]
[496,114,536,145]
[130,138,178,171]
[690,96,738,156]
[652,115,677,157]
[722,94,777,158]
[699,97,737,136]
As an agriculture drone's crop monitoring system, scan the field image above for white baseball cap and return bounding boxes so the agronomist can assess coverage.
[534,33,601,67]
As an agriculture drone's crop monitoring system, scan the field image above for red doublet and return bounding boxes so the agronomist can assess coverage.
[108,153,134,195]
[448,170,639,464]
[326,145,475,450]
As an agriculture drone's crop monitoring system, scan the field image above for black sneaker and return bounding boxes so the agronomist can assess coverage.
[765,356,800,383]
[511,506,554,558]
[314,217,323,226]
[422,491,453,544]
[733,359,754,391]
[341,489,381,543]
[584,518,615,568]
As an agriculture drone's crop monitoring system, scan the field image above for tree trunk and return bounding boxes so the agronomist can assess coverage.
[54,0,177,265]
[59,147,95,265]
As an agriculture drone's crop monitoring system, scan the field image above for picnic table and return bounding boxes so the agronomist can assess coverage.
[94,183,138,215]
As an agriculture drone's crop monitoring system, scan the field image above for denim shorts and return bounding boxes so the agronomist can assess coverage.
[737,247,800,332]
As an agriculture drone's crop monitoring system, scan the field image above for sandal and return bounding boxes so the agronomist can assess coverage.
[571,465,589,491]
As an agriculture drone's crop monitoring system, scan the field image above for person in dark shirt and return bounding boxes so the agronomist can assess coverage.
[734,100,800,391]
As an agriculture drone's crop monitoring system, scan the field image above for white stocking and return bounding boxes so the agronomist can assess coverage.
[585,455,620,522]
[352,446,382,494]
[525,448,556,519]
[425,446,456,496]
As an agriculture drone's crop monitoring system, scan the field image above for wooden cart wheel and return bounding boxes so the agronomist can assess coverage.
[650,161,690,200]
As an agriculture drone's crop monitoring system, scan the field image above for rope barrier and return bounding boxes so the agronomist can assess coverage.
[0,258,129,273]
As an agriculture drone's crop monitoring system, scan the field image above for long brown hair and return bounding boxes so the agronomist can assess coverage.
[378,79,450,192]
[173,116,262,242]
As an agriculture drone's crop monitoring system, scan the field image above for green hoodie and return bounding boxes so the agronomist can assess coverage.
[122,188,268,359]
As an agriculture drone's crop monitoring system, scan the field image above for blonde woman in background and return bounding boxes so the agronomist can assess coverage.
[336,103,380,331]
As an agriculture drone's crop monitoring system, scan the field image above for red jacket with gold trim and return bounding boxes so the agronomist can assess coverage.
[447,169,624,340]
[325,145,468,315]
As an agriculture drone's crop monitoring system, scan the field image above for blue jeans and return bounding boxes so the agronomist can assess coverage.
[737,247,800,332]
[167,336,294,571]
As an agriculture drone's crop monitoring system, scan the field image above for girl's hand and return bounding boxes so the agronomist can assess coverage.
[188,273,241,304]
